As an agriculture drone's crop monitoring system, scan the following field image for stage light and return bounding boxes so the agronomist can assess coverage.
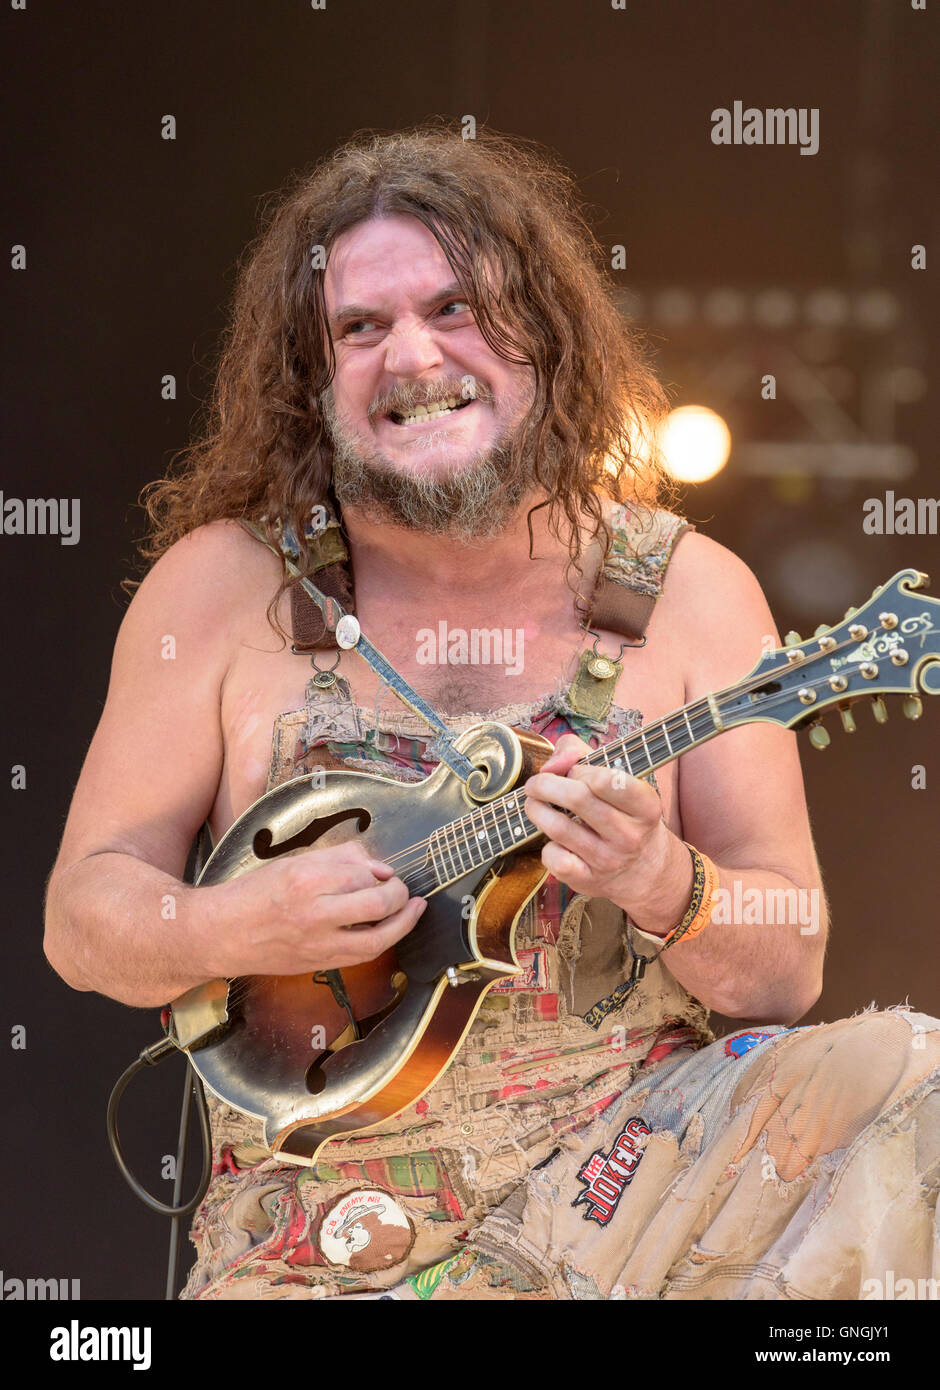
[754,289,797,328]
[653,288,695,325]
[702,288,747,327]
[854,289,899,330]
[660,405,732,483]
[805,289,849,327]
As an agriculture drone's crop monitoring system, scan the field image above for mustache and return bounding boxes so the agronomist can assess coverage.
[366,377,494,421]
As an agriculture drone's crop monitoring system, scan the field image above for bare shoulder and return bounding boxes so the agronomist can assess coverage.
[121,519,283,651]
[657,529,780,694]
[130,518,280,613]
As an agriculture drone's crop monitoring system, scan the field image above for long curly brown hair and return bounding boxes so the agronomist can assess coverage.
[126,119,679,637]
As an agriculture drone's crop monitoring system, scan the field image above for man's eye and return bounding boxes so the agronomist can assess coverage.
[439,300,472,317]
[345,319,378,335]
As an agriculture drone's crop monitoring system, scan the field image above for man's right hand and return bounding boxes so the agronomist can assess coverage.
[198,840,427,979]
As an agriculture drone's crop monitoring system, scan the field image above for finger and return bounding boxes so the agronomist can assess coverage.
[540,839,594,893]
[524,797,618,870]
[367,860,396,879]
[290,859,388,898]
[566,762,662,818]
[333,897,427,963]
[525,769,624,840]
[322,877,412,929]
[538,734,593,775]
[318,840,397,879]
[528,766,658,832]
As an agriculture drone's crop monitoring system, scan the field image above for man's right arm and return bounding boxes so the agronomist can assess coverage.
[43,521,424,1008]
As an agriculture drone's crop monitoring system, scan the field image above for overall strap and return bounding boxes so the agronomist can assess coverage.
[565,502,693,721]
[281,501,692,652]
[238,516,477,783]
[278,514,356,653]
[581,501,693,643]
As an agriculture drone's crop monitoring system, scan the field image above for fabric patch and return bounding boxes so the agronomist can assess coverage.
[407,1254,461,1300]
[724,1030,775,1059]
[489,948,549,993]
[572,1117,651,1224]
[316,1188,416,1273]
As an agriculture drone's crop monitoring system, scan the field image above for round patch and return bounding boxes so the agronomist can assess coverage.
[316,1188,416,1274]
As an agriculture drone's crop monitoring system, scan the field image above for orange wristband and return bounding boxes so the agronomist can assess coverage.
[662,844,720,947]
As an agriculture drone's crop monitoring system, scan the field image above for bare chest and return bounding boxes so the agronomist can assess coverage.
[213,584,687,845]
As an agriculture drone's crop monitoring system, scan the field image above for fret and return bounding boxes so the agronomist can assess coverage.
[438,827,459,883]
[626,739,650,774]
[660,721,674,755]
[447,818,469,876]
[427,834,444,887]
[471,806,492,864]
[638,729,654,766]
[505,795,527,842]
[487,799,509,852]
[605,743,634,777]
[682,708,695,745]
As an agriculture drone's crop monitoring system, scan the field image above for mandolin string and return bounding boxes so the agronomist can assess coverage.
[377,669,907,889]
[220,629,910,1001]
[377,626,901,877]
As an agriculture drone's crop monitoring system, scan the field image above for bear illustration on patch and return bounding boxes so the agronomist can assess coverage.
[316,1188,416,1273]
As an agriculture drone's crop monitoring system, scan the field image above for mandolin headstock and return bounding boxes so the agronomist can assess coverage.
[720,569,940,745]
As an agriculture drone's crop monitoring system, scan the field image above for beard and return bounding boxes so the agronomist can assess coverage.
[320,379,541,542]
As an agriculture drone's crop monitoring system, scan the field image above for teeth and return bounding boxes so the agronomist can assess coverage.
[395,395,471,425]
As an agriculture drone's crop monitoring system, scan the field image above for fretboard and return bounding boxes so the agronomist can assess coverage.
[421,693,724,893]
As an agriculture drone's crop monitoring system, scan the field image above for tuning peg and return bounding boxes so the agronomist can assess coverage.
[814,624,829,637]
[903,697,923,720]
[808,724,831,750]
[839,708,857,734]
[844,606,858,619]
[871,697,889,724]
[784,631,803,647]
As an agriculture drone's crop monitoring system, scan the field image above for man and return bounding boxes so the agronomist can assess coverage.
[43,125,938,1301]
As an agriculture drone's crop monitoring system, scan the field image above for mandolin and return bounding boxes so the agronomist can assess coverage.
[168,568,940,1164]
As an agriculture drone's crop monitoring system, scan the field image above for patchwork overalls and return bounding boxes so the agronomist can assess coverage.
[180,505,940,1300]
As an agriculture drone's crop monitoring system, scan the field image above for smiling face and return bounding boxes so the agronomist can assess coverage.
[320,214,539,537]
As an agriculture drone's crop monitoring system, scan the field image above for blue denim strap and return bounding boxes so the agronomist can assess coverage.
[240,519,476,783]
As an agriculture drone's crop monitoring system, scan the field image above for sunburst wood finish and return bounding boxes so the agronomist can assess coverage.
[172,723,554,1163]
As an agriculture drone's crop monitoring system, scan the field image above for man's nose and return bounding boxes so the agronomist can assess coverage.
[381,319,444,378]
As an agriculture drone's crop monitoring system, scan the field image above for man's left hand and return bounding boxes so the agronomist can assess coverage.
[523,733,692,935]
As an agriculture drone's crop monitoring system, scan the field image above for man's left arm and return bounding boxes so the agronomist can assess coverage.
[524,533,828,1025]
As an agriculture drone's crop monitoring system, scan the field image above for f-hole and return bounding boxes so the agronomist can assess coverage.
[253,807,371,859]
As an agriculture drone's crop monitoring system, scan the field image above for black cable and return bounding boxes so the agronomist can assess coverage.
[106,1036,212,1220]
[165,1069,200,1300]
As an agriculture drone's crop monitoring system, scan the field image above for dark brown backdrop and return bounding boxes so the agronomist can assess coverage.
[1,0,936,1300]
